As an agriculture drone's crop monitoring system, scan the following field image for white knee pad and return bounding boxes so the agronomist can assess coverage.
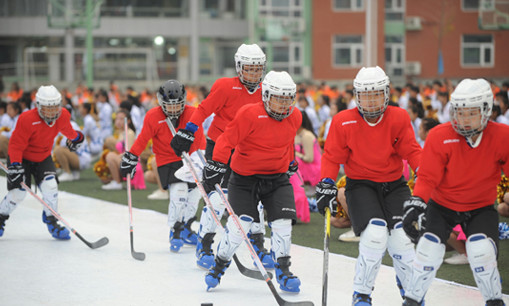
[167,183,187,228]
[270,219,292,260]
[39,175,58,215]
[217,214,253,261]
[197,190,226,238]
[181,187,200,223]
[466,234,502,302]
[388,222,416,293]
[405,232,445,303]
[0,188,27,215]
[353,218,389,295]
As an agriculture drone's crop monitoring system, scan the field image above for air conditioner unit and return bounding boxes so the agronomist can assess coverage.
[405,16,422,30]
[405,61,422,76]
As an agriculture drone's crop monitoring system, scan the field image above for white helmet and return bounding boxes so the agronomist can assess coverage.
[449,78,493,137]
[235,43,266,91]
[261,71,296,121]
[353,66,390,119]
[36,85,62,127]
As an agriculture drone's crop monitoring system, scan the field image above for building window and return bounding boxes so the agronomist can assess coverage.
[461,34,493,67]
[333,35,363,67]
[333,0,364,11]
[385,0,404,20]
[462,0,479,11]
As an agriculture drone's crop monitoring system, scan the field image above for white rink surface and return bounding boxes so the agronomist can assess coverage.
[0,177,508,306]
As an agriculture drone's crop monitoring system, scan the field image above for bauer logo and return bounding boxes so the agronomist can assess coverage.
[443,139,460,144]
[475,267,485,273]
[342,120,357,126]
[424,266,434,271]
[393,254,402,260]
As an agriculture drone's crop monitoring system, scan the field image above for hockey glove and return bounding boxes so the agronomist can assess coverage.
[286,160,298,178]
[402,196,427,244]
[170,122,198,157]
[202,160,227,194]
[316,178,338,217]
[120,151,138,178]
[66,131,85,152]
[7,162,25,189]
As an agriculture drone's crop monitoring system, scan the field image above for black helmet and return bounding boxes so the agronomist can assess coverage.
[157,80,186,119]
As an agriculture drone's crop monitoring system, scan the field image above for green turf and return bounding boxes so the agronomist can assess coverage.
[57,167,509,293]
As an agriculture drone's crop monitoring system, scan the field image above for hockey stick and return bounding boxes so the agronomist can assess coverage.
[124,118,145,261]
[215,185,314,306]
[0,161,109,249]
[322,207,331,306]
[166,118,271,280]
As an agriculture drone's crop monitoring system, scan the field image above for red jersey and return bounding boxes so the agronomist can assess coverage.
[413,121,509,212]
[321,106,422,182]
[213,103,302,176]
[8,108,78,163]
[188,77,262,142]
[130,105,204,167]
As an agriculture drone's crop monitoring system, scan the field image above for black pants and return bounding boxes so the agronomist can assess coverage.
[7,156,56,190]
[227,171,297,223]
[345,176,411,236]
[424,199,499,252]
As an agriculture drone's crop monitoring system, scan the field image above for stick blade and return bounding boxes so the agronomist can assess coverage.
[131,250,146,261]
[88,237,109,249]
[233,255,273,280]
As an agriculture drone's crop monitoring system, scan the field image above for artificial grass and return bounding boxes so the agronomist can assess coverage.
[57,167,509,294]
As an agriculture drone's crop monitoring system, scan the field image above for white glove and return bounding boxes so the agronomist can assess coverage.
[174,150,205,183]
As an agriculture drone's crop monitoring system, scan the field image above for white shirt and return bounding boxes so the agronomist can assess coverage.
[437,102,451,123]
[82,114,103,155]
[97,102,113,140]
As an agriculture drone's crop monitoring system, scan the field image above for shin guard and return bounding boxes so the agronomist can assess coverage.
[405,232,445,303]
[466,234,503,302]
[353,218,389,295]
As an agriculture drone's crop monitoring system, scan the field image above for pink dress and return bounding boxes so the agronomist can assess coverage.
[295,140,322,187]
[289,170,310,223]
[116,141,146,190]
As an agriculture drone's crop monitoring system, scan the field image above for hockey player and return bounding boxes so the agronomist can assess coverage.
[202,71,301,293]
[402,79,509,306]
[0,85,84,239]
[170,43,275,269]
[316,66,422,305]
[119,80,204,252]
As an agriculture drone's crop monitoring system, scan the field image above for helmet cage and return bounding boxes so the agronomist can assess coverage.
[235,49,266,90]
[157,81,186,120]
[262,84,296,121]
[353,83,390,119]
[449,91,492,138]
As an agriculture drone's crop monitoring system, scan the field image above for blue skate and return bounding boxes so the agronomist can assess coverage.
[169,222,184,253]
[352,291,372,305]
[0,214,9,237]
[42,211,70,240]
[205,256,231,291]
[248,232,275,269]
[275,256,301,293]
[196,232,215,269]
[182,217,198,245]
